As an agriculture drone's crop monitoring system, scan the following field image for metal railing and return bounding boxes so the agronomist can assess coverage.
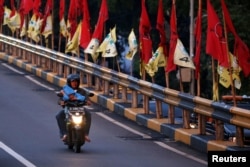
[1,34,250,147]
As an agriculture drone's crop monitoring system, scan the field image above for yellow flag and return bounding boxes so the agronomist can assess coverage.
[218,52,241,89]
[97,26,116,53]
[102,39,117,57]
[60,18,68,37]
[30,18,43,43]
[174,39,195,69]
[7,11,21,33]
[145,46,166,77]
[65,22,81,55]
[125,29,138,60]
[20,17,27,37]
[3,7,11,25]
[27,14,37,38]
[42,15,52,38]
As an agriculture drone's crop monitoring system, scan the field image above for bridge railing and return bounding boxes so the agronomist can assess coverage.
[1,34,250,147]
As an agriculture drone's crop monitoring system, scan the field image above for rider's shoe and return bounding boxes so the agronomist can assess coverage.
[85,135,91,142]
[61,135,67,142]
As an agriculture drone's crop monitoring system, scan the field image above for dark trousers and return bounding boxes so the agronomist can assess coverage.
[55,109,91,138]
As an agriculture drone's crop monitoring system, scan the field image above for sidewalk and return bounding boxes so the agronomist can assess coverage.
[1,53,250,153]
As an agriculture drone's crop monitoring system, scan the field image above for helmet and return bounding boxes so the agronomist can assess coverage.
[67,74,80,88]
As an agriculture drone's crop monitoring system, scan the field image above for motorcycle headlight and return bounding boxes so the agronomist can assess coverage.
[72,114,83,125]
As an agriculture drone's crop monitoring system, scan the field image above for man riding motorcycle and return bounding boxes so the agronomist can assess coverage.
[56,74,91,142]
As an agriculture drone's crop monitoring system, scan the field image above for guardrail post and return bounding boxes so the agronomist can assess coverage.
[104,80,109,95]
[113,84,119,99]
[236,127,244,147]
[131,90,138,108]
[143,95,149,114]
[122,87,127,101]
[215,120,224,140]
[198,115,206,134]
[183,110,190,129]
[156,100,162,118]
[168,105,174,124]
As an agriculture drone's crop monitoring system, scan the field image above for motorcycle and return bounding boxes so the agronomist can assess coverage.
[57,92,94,153]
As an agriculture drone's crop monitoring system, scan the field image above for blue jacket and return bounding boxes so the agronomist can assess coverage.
[62,85,85,101]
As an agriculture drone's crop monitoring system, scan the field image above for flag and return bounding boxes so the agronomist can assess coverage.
[28,16,43,43]
[3,7,11,25]
[218,52,241,89]
[139,0,152,65]
[102,39,117,58]
[42,14,52,38]
[221,0,250,77]
[85,0,108,61]
[100,26,117,57]
[92,0,109,41]
[166,0,178,73]
[68,0,80,39]
[156,0,168,57]
[33,0,42,18]
[19,0,33,15]
[20,16,27,37]
[174,39,195,69]
[84,38,100,62]
[7,11,21,33]
[206,0,229,68]
[41,0,52,38]
[65,22,81,55]
[193,0,202,79]
[19,0,34,35]
[0,0,4,23]
[125,29,138,60]
[145,46,166,77]
[59,0,67,37]
[97,26,116,53]
[80,0,91,49]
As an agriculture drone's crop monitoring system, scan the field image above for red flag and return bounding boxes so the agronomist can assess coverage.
[166,0,178,73]
[19,0,34,31]
[206,0,229,68]
[234,38,250,77]
[59,0,65,21]
[0,0,4,22]
[194,0,202,79]
[221,0,250,77]
[41,0,53,33]
[92,0,109,41]
[68,0,80,38]
[139,0,152,64]
[80,0,92,49]
[156,0,168,57]
[33,0,42,17]
[19,0,33,15]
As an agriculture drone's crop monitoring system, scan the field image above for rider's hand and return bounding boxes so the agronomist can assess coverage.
[86,100,92,105]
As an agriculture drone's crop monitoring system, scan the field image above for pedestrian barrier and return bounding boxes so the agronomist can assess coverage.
[1,34,250,152]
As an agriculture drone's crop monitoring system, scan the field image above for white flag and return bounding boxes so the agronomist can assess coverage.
[125,29,138,60]
[174,39,195,69]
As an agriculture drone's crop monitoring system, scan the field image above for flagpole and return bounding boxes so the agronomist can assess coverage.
[189,0,195,95]
[221,6,236,107]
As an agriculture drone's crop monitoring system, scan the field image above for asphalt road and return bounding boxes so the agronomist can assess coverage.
[0,60,207,167]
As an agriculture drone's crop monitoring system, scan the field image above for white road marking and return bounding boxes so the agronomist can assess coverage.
[0,141,37,167]
[25,75,55,91]
[2,63,55,91]
[2,63,24,75]
[96,112,207,165]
